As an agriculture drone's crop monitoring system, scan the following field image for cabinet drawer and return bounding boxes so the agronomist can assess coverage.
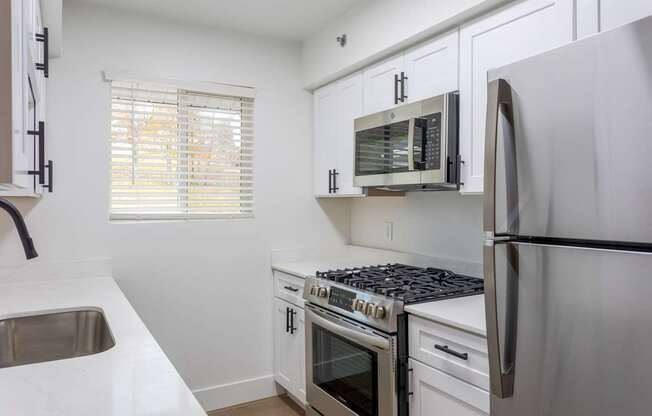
[409,358,489,415]
[409,315,489,391]
[273,270,305,307]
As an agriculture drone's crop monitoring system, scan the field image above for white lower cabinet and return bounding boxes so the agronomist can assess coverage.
[273,297,306,405]
[410,358,489,416]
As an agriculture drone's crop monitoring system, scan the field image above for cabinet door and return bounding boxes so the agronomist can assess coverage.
[458,0,575,194]
[405,29,459,103]
[10,0,32,190]
[313,84,338,197]
[335,73,364,196]
[599,0,652,31]
[274,298,294,390]
[362,55,403,115]
[410,359,489,416]
[292,306,307,405]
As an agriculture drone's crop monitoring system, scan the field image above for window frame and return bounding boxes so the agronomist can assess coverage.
[105,72,256,221]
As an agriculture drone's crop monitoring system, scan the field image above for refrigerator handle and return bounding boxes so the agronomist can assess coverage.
[484,241,517,399]
[483,79,514,238]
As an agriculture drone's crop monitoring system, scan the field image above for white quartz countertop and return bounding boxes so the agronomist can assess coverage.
[405,295,486,337]
[0,277,205,416]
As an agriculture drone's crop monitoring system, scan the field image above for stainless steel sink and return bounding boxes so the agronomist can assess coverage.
[0,309,115,369]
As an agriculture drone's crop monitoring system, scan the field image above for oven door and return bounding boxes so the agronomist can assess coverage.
[305,304,397,416]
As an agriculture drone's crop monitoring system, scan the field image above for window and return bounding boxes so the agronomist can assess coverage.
[109,79,254,220]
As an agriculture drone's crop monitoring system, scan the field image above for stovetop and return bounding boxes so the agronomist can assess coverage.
[316,263,483,305]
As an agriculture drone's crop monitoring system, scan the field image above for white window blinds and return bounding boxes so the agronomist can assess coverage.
[110,80,254,220]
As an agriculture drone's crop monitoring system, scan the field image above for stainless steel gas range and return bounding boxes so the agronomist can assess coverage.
[303,264,483,416]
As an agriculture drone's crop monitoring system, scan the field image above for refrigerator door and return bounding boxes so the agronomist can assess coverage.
[485,241,652,416]
[484,16,652,244]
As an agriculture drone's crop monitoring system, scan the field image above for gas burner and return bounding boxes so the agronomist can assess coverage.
[316,263,483,304]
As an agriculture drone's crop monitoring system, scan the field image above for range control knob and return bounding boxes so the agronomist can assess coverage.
[355,299,366,312]
[317,287,329,298]
[373,306,386,319]
[365,303,376,316]
[310,286,318,296]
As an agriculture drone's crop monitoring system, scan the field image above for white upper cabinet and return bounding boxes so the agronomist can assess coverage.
[335,73,364,196]
[362,55,404,115]
[1,0,48,196]
[458,0,575,194]
[363,30,460,116]
[314,73,365,197]
[404,29,459,103]
[313,83,338,196]
[600,0,652,31]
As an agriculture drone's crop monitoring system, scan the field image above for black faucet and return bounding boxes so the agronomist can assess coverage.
[0,198,38,259]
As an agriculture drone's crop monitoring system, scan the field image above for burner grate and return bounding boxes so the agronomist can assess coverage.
[316,263,484,304]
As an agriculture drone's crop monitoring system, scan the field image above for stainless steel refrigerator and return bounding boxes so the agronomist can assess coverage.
[483,15,652,416]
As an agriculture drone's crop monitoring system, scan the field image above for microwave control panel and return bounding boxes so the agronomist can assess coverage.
[422,113,441,170]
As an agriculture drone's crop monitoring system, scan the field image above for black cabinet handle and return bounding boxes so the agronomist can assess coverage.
[286,307,290,333]
[44,160,53,193]
[332,169,339,193]
[400,72,408,103]
[328,169,333,194]
[284,285,299,293]
[456,155,464,191]
[289,309,297,334]
[394,73,399,105]
[27,121,45,185]
[435,344,468,360]
[26,121,53,193]
[35,28,49,78]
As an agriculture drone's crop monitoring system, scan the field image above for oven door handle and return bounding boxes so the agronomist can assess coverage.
[309,309,390,351]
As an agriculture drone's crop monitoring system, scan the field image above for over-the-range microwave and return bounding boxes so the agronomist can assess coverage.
[353,92,461,190]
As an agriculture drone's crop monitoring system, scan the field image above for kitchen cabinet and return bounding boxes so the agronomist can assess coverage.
[314,73,365,197]
[362,55,404,115]
[273,298,306,405]
[313,84,337,197]
[362,30,459,115]
[403,29,459,103]
[1,0,50,196]
[409,358,489,416]
[600,0,652,31]
[458,0,575,194]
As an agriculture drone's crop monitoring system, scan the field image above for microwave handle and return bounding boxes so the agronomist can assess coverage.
[407,118,416,170]
[308,308,390,351]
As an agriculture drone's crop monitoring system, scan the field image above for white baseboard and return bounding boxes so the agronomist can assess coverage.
[193,374,282,411]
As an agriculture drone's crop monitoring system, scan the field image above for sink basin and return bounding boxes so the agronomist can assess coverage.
[0,309,115,369]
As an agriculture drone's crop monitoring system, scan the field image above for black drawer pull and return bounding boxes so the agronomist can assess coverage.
[284,285,299,293]
[435,344,468,360]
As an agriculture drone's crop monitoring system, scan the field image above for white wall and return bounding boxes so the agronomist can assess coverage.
[301,0,511,89]
[350,193,484,267]
[0,0,350,409]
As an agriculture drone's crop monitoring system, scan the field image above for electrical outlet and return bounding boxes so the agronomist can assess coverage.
[384,221,394,242]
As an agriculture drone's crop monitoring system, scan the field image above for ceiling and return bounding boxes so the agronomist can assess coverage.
[75,0,368,41]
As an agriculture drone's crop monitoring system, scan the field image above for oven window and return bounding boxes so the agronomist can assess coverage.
[312,324,378,416]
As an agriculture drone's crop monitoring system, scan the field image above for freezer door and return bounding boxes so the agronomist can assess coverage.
[484,16,652,244]
[485,241,652,416]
